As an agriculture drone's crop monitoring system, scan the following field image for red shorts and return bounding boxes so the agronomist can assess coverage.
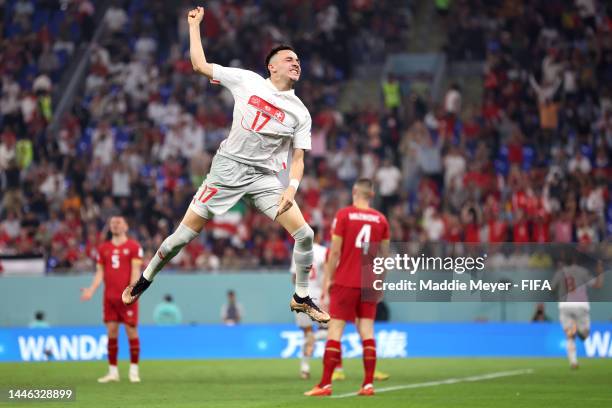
[329,284,377,322]
[103,296,138,325]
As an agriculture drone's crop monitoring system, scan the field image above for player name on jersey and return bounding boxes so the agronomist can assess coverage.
[347,213,383,223]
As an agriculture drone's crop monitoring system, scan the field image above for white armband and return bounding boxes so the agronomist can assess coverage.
[289,178,300,190]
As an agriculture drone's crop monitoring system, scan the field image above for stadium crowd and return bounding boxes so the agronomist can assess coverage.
[0,0,611,272]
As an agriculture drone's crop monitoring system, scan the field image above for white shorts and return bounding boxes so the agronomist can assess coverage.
[559,306,591,334]
[189,154,285,220]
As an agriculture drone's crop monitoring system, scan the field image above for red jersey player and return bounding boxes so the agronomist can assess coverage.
[81,216,143,383]
[305,178,390,397]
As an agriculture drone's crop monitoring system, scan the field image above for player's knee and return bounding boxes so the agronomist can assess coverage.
[126,325,138,339]
[159,236,180,256]
[160,224,199,255]
[292,224,314,251]
[107,326,119,338]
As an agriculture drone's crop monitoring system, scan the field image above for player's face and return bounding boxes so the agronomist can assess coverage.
[108,217,128,236]
[270,50,301,82]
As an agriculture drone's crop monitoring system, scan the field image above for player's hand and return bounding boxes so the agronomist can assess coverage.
[275,187,296,219]
[188,6,205,26]
[80,287,94,301]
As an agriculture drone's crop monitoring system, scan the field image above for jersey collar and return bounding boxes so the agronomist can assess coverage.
[266,78,295,95]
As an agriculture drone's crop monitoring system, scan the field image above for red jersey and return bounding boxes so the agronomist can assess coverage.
[331,205,390,288]
[97,239,143,298]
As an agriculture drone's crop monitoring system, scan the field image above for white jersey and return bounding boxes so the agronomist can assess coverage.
[211,64,312,172]
[291,243,327,299]
[552,264,593,310]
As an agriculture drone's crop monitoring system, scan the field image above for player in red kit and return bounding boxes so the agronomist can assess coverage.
[305,178,390,397]
[81,216,143,383]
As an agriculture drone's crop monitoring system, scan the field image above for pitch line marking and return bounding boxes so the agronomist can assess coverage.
[331,368,534,398]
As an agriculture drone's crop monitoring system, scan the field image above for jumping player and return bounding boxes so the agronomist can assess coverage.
[122,6,329,324]
[305,178,390,397]
[551,254,604,369]
[290,226,327,379]
[81,216,143,383]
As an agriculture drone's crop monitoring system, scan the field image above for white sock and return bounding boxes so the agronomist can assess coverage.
[567,337,577,365]
[109,365,118,376]
[291,225,314,298]
[143,224,199,281]
[130,363,139,374]
[300,359,310,373]
[294,275,309,297]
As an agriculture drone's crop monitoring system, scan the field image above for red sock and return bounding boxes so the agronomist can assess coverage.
[129,338,140,364]
[337,353,343,370]
[362,338,376,386]
[108,337,118,366]
[318,340,341,388]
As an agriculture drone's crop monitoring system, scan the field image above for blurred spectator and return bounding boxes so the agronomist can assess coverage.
[153,294,183,325]
[444,83,462,116]
[375,158,402,214]
[105,1,128,33]
[423,206,445,242]
[221,290,243,325]
[382,74,402,116]
[29,311,50,328]
[531,303,551,323]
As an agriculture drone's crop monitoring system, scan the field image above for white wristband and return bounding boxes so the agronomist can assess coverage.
[289,178,300,190]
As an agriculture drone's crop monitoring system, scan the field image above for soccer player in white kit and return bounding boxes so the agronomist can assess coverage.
[290,227,328,379]
[551,256,604,369]
[122,6,330,324]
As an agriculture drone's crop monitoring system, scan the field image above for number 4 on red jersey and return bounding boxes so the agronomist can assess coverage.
[330,206,390,288]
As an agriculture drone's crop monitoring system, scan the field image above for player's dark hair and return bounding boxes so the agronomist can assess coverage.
[265,44,295,76]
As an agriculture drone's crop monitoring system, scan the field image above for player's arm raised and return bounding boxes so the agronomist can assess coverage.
[322,235,342,301]
[188,7,213,79]
[80,263,104,301]
[277,148,305,217]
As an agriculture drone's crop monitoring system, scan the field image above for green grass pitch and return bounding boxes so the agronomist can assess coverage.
[1,358,611,407]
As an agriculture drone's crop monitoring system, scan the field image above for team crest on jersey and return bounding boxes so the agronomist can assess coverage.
[248,95,285,123]
[123,249,129,255]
